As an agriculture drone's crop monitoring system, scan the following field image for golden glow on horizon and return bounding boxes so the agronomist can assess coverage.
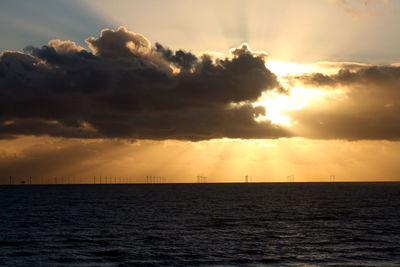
[2,136,400,183]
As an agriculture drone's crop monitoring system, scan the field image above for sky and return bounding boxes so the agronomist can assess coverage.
[1,0,400,183]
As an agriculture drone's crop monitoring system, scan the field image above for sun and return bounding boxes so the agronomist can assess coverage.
[252,60,333,126]
[253,87,328,126]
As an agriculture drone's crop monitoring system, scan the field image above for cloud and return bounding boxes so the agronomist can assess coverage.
[0,27,288,141]
[86,27,151,57]
[330,0,390,18]
[297,65,400,87]
[291,64,400,140]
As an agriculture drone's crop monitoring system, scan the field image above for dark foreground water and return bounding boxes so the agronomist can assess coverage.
[0,183,399,266]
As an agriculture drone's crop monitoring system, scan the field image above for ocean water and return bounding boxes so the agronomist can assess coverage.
[0,183,399,266]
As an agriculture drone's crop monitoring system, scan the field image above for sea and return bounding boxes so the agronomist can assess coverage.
[0,183,399,266]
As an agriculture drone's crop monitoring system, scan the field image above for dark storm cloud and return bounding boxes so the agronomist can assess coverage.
[291,65,400,140]
[297,65,400,87]
[0,27,288,140]
[86,27,151,58]
[155,43,198,71]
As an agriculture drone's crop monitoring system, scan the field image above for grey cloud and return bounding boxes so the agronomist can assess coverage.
[291,65,400,140]
[297,65,400,87]
[0,27,288,141]
[86,27,151,57]
[155,43,198,71]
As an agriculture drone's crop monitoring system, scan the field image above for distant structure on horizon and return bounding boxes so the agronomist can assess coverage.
[2,174,151,185]
[146,176,166,184]
[286,175,294,183]
[197,175,207,183]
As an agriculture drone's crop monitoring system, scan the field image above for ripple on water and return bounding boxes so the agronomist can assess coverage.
[0,183,399,266]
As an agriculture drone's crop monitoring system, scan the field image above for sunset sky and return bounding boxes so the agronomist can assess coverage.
[1,0,400,183]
